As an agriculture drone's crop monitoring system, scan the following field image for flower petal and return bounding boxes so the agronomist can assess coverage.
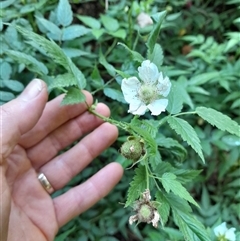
[225,228,236,241]
[138,60,159,84]
[151,210,160,228]
[129,102,148,115]
[147,99,168,116]
[157,73,172,97]
[129,215,138,225]
[214,222,228,236]
[121,77,141,103]
[128,99,142,113]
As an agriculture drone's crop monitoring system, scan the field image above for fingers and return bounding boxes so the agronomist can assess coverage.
[38,122,118,189]
[19,90,93,149]
[27,103,111,169]
[53,162,123,227]
[1,79,48,160]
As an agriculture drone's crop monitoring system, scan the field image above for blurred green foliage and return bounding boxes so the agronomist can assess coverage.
[1,0,240,240]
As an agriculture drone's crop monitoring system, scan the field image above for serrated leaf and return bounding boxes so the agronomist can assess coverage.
[117,42,144,63]
[125,166,146,207]
[196,107,240,137]
[15,25,69,68]
[166,81,183,114]
[147,43,164,69]
[146,11,167,54]
[173,210,211,241]
[6,50,48,75]
[161,173,199,207]
[155,191,170,225]
[36,16,62,40]
[15,26,86,89]
[167,116,205,163]
[62,25,90,41]
[103,88,126,103]
[49,73,77,91]
[76,15,101,29]
[67,58,86,89]
[57,0,73,27]
[61,87,86,105]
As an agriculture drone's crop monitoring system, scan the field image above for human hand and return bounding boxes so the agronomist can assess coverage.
[0,79,123,241]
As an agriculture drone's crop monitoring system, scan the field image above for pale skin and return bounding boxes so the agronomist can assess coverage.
[0,79,123,241]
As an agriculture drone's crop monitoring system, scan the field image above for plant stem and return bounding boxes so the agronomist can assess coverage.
[172,111,197,117]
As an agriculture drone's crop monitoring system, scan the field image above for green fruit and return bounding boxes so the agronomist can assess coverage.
[120,139,143,161]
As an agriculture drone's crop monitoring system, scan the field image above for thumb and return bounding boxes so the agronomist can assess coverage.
[1,79,48,159]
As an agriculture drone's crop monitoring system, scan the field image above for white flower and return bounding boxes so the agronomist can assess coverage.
[121,60,171,116]
[137,12,153,28]
[214,222,236,241]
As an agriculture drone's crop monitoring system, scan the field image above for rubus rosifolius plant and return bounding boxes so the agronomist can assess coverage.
[2,0,240,240]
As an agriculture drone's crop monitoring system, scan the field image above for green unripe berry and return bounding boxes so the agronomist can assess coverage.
[138,204,154,223]
[120,139,143,161]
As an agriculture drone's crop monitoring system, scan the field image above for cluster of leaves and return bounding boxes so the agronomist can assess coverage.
[1,0,240,241]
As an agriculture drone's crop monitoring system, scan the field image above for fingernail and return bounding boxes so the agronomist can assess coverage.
[20,79,43,100]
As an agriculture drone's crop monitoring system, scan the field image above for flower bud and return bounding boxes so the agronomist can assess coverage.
[120,137,144,161]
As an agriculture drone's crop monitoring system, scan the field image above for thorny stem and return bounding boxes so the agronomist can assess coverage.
[88,104,130,131]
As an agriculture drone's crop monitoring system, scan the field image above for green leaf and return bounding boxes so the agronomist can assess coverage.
[0,91,15,101]
[167,116,205,163]
[1,80,24,92]
[146,11,167,54]
[161,173,199,207]
[0,0,15,9]
[155,191,170,225]
[172,210,211,241]
[15,26,86,89]
[92,29,105,39]
[61,87,86,105]
[15,25,69,68]
[196,107,240,137]
[117,42,144,63]
[99,50,116,77]
[57,0,73,27]
[49,73,78,91]
[108,29,127,39]
[103,88,126,103]
[130,120,158,154]
[62,25,90,41]
[76,15,101,29]
[125,166,146,207]
[100,15,119,31]
[6,50,48,75]
[67,58,86,89]
[166,81,183,115]
[0,61,12,79]
[36,16,61,40]
[147,43,164,69]
[188,72,220,85]
[54,226,76,241]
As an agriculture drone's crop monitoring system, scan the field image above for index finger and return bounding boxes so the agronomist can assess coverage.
[19,91,93,149]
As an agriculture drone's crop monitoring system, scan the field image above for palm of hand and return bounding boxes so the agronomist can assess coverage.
[1,82,123,241]
[5,145,58,241]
